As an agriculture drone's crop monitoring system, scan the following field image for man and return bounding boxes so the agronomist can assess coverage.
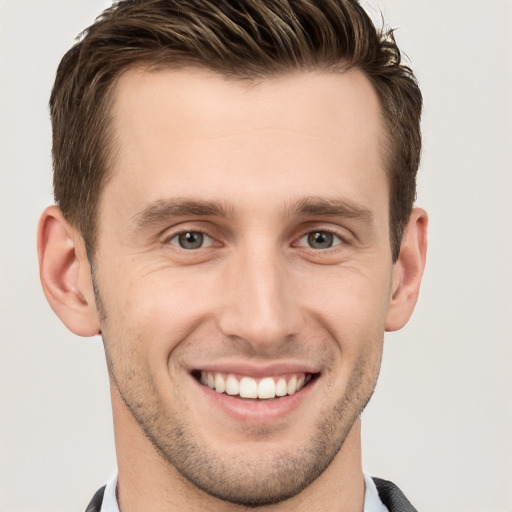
[37,0,427,510]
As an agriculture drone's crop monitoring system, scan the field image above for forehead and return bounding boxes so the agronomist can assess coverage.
[103,67,387,221]
[110,67,384,153]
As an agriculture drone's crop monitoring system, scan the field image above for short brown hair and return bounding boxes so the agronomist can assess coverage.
[50,0,422,261]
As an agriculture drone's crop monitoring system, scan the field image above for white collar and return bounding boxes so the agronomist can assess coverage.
[364,472,389,512]
[100,471,119,512]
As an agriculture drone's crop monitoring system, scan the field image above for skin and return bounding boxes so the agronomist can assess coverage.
[38,68,427,511]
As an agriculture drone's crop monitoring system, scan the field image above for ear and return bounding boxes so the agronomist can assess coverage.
[37,205,100,336]
[385,207,428,331]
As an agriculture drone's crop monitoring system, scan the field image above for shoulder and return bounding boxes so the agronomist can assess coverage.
[372,477,418,512]
[85,485,106,512]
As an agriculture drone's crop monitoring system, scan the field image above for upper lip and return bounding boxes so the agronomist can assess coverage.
[189,361,321,378]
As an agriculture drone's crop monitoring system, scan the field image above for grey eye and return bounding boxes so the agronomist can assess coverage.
[170,231,208,250]
[307,231,334,249]
[297,231,342,249]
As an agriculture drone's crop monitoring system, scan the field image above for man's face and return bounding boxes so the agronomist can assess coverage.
[94,68,396,505]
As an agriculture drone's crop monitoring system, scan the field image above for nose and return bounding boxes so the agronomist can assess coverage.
[218,243,303,352]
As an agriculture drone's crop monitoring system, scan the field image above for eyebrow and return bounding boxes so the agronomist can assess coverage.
[130,195,374,232]
[287,196,374,223]
[130,198,238,230]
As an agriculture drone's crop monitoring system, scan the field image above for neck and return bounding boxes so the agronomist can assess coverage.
[112,387,365,512]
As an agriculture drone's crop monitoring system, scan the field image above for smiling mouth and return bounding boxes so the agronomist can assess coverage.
[193,371,317,400]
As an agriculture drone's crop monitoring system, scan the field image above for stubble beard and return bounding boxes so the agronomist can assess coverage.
[106,346,379,508]
[94,278,381,508]
[109,366,374,508]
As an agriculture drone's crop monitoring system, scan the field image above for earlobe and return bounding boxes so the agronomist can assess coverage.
[37,205,100,337]
[385,208,428,332]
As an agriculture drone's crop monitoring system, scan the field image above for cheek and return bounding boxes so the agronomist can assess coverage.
[301,267,390,390]
[99,267,215,361]
[303,265,392,335]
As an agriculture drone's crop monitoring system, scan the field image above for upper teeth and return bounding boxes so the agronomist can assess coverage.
[200,372,310,399]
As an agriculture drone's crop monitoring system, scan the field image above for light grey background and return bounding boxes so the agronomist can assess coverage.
[1,1,511,511]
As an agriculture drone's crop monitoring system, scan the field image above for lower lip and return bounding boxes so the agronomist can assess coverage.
[194,376,317,423]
